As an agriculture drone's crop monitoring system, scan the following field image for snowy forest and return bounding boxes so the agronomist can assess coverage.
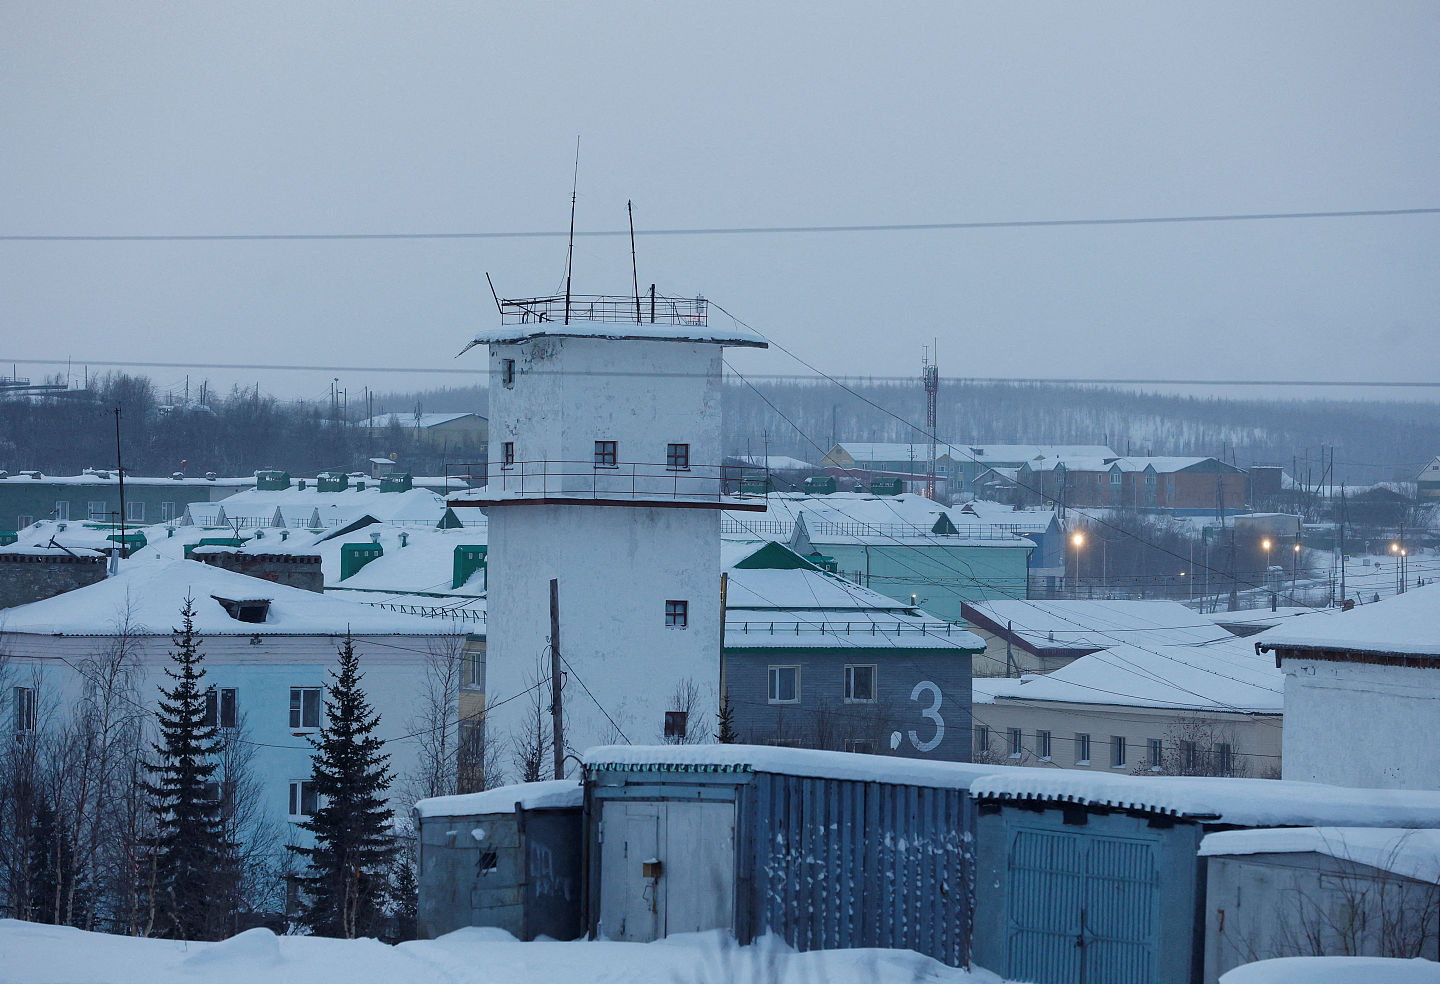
[1,372,1436,486]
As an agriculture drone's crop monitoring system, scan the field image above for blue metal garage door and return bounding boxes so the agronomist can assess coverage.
[1005,827,1159,984]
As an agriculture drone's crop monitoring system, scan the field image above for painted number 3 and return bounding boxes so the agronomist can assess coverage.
[908,681,945,752]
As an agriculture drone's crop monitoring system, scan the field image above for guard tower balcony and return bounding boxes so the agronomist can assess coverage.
[498,291,706,326]
[445,459,768,512]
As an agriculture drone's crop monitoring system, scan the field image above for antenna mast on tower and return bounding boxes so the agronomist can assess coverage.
[922,343,939,499]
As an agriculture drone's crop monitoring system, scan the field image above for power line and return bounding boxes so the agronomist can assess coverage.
[4,206,1437,242]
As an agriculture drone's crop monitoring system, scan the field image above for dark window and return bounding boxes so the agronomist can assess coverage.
[1008,727,1023,757]
[768,666,800,703]
[1038,730,1053,759]
[844,738,876,754]
[203,688,239,729]
[1216,743,1234,777]
[502,442,515,468]
[844,664,876,702]
[1181,739,1198,772]
[666,443,690,471]
[14,686,37,734]
[1111,735,1127,769]
[1148,738,1164,770]
[665,600,688,628]
[594,440,618,468]
[1075,733,1092,765]
[663,710,688,742]
[501,359,516,388]
[973,725,990,758]
[290,687,321,730]
[289,780,318,818]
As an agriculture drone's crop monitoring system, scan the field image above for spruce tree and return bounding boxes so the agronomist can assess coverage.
[144,597,231,939]
[289,634,397,938]
[717,692,739,744]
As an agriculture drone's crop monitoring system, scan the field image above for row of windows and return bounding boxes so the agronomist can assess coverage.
[979,725,1234,774]
[29,501,177,525]
[499,442,692,470]
[766,664,876,704]
[11,685,319,736]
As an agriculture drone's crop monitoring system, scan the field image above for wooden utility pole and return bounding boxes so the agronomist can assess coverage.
[114,407,127,560]
[550,578,564,780]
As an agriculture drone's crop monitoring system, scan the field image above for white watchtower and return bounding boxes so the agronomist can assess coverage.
[450,290,767,767]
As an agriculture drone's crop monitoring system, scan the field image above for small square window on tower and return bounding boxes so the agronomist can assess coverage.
[594,440,618,468]
[666,443,690,471]
[665,600,688,628]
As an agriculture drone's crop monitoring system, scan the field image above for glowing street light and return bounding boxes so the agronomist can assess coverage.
[1070,531,1085,595]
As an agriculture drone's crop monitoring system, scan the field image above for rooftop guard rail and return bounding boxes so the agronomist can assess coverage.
[499,292,706,326]
[360,602,485,621]
[721,518,1038,539]
[726,620,959,636]
[446,460,766,505]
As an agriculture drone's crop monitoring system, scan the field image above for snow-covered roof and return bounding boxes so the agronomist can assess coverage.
[0,543,107,558]
[462,318,767,349]
[730,454,814,471]
[1200,827,1440,883]
[0,559,455,637]
[963,599,1228,651]
[0,472,254,487]
[969,675,1036,704]
[358,412,484,429]
[726,492,1037,545]
[583,743,1015,790]
[184,486,447,529]
[991,639,1283,712]
[726,567,911,611]
[1219,956,1440,984]
[832,443,1119,465]
[969,772,1440,827]
[1257,584,1439,658]
[413,779,582,819]
[953,499,1057,529]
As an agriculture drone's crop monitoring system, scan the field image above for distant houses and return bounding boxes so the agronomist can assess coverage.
[359,411,488,447]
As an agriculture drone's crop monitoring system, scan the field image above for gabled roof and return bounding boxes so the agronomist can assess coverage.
[961,599,1226,655]
[1200,827,1440,884]
[359,412,485,429]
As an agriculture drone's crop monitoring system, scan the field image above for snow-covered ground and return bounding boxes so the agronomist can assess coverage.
[0,921,1001,984]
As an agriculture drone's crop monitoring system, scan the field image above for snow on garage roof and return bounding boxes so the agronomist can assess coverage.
[1219,956,1440,984]
[413,779,582,819]
[1200,827,1440,884]
[968,771,1440,827]
[1256,583,1439,658]
[583,743,1016,789]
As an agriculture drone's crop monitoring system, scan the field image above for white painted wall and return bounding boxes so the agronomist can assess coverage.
[1281,658,1440,789]
[486,503,722,757]
[489,336,723,477]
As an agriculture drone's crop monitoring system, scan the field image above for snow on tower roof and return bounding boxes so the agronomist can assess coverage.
[461,293,767,350]
[1256,583,1440,658]
[969,771,1440,826]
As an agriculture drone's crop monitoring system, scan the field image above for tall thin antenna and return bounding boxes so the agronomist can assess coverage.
[628,200,641,324]
[922,341,939,499]
[564,137,579,325]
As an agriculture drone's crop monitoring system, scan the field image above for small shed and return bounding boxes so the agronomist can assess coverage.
[583,744,1001,968]
[1201,827,1440,982]
[414,779,584,941]
[969,771,1440,984]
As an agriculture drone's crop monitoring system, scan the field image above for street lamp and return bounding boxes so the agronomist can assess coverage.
[1292,541,1301,591]
[1391,542,1408,594]
[1261,538,1273,597]
[1070,531,1085,597]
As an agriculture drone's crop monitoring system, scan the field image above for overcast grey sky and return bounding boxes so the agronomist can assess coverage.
[2,2,1437,401]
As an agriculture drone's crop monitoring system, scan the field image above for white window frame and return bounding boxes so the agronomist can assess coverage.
[1216,742,1234,777]
[53,501,69,521]
[88,500,107,521]
[17,514,33,529]
[1111,735,1127,769]
[160,502,177,522]
[665,600,688,628]
[289,686,322,732]
[1037,729,1052,761]
[1110,470,1122,486]
[1075,733,1092,766]
[973,724,990,758]
[767,665,800,704]
[461,647,484,691]
[843,664,876,703]
[288,780,319,820]
[1148,738,1164,771]
[126,500,144,522]
[1007,727,1023,758]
